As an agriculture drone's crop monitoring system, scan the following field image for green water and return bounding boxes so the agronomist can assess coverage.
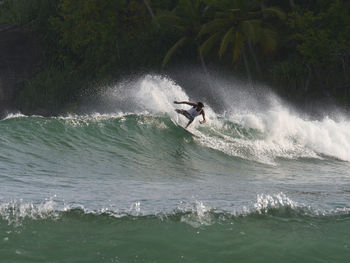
[1,75,350,262]
[1,210,350,262]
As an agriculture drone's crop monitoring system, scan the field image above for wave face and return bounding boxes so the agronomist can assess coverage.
[2,74,350,167]
[1,74,350,262]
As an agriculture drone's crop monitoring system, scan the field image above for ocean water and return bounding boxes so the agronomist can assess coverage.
[1,75,350,262]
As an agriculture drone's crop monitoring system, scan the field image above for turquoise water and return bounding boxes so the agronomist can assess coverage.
[1,75,350,262]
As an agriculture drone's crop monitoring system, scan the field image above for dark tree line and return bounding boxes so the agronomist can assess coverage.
[0,0,349,113]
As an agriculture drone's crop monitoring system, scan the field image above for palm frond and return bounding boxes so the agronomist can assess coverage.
[228,8,241,13]
[173,24,187,33]
[233,31,245,61]
[215,11,235,18]
[156,14,184,27]
[219,26,235,57]
[198,18,231,36]
[162,37,188,67]
[261,7,286,21]
[241,19,260,43]
[199,31,222,55]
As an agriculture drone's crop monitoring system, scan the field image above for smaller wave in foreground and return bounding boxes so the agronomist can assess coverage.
[1,195,350,263]
[1,193,349,228]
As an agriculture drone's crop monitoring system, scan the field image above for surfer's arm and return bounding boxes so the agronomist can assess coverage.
[174,101,197,107]
[199,110,206,124]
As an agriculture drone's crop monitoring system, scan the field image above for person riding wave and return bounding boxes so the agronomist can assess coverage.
[174,101,206,128]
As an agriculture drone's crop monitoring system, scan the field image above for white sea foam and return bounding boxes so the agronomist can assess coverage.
[134,75,188,115]
[2,113,27,120]
[193,106,343,164]
[1,194,349,228]
[94,74,350,164]
[254,192,299,213]
[4,74,350,164]
[231,104,350,163]
[179,201,214,227]
[0,197,60,226]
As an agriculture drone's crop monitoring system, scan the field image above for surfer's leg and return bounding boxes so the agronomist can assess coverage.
[176,109,193,128]
[185,119,194,128]
[175,109,186,116]
[176,109,189,118]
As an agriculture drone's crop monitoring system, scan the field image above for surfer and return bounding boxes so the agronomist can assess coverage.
[174,101,206,128]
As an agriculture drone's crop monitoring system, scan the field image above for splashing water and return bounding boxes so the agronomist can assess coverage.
[91,74,350,164]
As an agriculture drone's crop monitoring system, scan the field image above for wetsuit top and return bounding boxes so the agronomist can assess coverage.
[186,106,203,119]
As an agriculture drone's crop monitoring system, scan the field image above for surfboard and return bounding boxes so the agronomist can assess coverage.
[178,125,198,137]
[171,118,198,137]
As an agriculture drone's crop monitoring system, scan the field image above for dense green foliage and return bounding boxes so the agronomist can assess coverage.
[198,0,286,82]
[0,0,349,113]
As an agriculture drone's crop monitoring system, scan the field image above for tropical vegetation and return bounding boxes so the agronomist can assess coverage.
[0,0,349,114]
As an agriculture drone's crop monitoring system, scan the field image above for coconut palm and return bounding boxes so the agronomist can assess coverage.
[142,0,159,28]
[155,0,207,68]
[199,0,286,81]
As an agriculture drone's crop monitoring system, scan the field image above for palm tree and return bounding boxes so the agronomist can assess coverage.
[142,0,160,28]
[155,0,207,68]
[199,0,286,82]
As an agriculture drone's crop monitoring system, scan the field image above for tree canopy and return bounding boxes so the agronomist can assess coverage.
[0,0,349,113]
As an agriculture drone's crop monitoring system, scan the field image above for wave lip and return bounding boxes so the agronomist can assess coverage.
[1,194,350,228]
[0,198,60,226]
[1,112,350,166]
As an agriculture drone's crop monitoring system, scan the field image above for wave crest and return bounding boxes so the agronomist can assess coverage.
[2,75,350,164]
[2,194,350,228]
